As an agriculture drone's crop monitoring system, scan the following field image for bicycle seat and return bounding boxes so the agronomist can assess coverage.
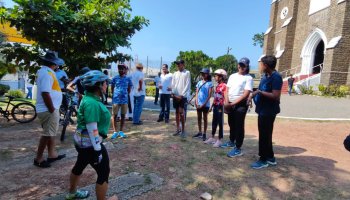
[5,95,15,100]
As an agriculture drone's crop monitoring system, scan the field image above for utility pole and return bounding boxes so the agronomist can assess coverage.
[146,56,149,77]
[160,56,163,72]
[226,46,232,73]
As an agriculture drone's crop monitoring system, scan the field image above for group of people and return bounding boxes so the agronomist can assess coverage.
[33,50,283,200]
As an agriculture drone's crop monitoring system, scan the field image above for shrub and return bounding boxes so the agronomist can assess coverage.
[0,84,10,96]
[299,85,314,95]
[146,86,156,97]
[6,90,24,98]
[317,84,350,97]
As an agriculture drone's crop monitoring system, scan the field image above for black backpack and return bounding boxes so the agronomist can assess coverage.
[344,134,350,152]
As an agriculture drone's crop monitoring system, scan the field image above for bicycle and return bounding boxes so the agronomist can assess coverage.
[60,92,77,141]
[0,95,37,123]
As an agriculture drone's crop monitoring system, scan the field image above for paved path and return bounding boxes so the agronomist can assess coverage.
[138,94,350,120]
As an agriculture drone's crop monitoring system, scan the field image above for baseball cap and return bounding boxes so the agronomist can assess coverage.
[200,68,210,74]
[174,59,185,65]
[238,57,250,67]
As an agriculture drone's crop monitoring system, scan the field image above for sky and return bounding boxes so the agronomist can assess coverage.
[3,0,271,69]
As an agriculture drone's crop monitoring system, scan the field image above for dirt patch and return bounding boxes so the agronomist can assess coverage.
[1,111,350,199]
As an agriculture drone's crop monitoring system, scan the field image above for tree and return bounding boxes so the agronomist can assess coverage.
[252,32,264,48]
[0,0,149,77]
[214,54,237,75]
[170,50,214,91]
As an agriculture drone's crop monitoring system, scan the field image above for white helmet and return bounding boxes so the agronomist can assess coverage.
[214,69,227,77]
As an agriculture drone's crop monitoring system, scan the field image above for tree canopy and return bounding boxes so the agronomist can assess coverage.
[0,0,149,78]
[252,32,264,48]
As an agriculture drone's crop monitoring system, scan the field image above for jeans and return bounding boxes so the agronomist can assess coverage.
[212,105,224,139]
[133,95,145,123]
[227,102,248,149]
[159,94,171,120]
[154,88,159,103]
[288,84,293,95]
[258,115,276,161]
[26,87,32,99]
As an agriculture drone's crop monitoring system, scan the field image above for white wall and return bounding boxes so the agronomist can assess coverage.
[309,0,331,15]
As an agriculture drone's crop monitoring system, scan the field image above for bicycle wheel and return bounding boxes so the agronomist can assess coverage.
[61,109,71,141]
[11,103,37,123]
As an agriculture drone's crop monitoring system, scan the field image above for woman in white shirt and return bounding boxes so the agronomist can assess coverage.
[224,57,253,158]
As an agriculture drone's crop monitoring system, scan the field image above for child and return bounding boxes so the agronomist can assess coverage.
[192,68,213,141]
[110,64,133,139]
[204,69,227,147]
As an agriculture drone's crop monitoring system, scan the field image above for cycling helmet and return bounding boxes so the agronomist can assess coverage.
[214,69,227,77]
[80,70,108,87]
[79,67,91,75]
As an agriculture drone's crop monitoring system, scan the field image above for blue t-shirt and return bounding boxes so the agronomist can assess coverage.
[196,80,213,108]
[254,71,283,116]
[111,75,133,104]
[55,69,68,89]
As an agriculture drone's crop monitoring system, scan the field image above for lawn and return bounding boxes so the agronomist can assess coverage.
[0,110,350,199]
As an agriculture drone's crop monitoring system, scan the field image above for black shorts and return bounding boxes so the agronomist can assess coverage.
[173,97,187,109]
[197,106,209,113]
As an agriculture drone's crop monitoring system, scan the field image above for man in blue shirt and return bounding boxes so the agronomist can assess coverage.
[250,55,282,169]
[55,67,68,90]
[110,64,133,139]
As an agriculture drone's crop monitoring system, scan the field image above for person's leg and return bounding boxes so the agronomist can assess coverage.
[133,96,140,123]
[179,106,185,134]
[233,110,247,149]
[197,109,202,134]
[217,106,224,140]
[258,115,269,161]
[212,107,219,137]
[91,144,110,200]
[266,115,276,159]
[175,108,180,131]
[159,94,165,120]
[47,109,60,158]
[227,112,235,144]
[111,105,119,132]
[165,94,170,121]
[47,137,58,158]
[36,136,49,162]
[203,109,208,135]
[120,104,128,132]
[138,95,145,121]
[154,88,159,104]
[69,147,90,194]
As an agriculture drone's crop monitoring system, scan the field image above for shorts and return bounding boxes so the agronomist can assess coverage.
[112,104,128,115]
[37,109,60,137]
[197,106,209,113]
[173,97,187,109]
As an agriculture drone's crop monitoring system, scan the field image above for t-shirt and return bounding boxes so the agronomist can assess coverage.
[159,73,173,94]
[254,71,283,116]
[196,80,213,107]
[131,70,146,97]
[227,73,253,102]
[213,82,227,106]
[77,92,111,138]
[36,66,62,113]
[111,75,132,104]
[171,69,191,99]
[55,69,68,89]
[288,77,295,86]
[154,76,160,88]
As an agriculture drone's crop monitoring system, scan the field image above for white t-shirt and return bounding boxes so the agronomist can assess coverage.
[159,73,173,94]
[36,66,63,113]
[131,70,146,97]
[227,73,253,102]
[171,69,191,99]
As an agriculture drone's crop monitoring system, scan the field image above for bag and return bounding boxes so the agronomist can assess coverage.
[224,104,235,114]
[344,134,350,152]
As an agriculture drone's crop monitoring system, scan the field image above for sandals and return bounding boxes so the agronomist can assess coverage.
[65,190,90,200]
[47,154,66,163]
[33,159,51,168]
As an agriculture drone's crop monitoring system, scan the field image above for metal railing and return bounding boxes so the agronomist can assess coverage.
[280,66,302,79]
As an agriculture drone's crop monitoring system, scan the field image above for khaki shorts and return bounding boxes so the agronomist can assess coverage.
[37,109,60,137]
[112,104,128,116]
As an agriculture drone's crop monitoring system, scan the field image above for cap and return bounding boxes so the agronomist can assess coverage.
[214,69,227,77]
[200,68,210,74]
[238,57,250,67]
[174,59,185,65]
[258,55,266,62]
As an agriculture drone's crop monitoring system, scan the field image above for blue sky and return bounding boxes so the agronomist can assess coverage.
[3,0,270,69]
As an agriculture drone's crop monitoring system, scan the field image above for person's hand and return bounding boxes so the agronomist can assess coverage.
[195,101,198,108]
[252,90,261,97]
[138,87,142,92]
[93,151,102,165]
[159,85,163,89]
[209,107,213,112]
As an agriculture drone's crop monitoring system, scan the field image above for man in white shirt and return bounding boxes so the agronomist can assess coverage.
[171,59,191,137]
[157,64,173,123]
[131,63,146,125]
[154,72,161,105]
[34,51,66,168]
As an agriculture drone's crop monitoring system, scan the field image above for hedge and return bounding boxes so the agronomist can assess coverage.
[6,90,24,98]
[146,86,156,97]
[0,84,10,96]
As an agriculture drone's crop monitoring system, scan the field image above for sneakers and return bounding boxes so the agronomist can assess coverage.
[251,160,269,169]
[192,132,203,139]
[212,140,222,148]
[202,134,207,141]
[220,141,235,148]
[227,147,243,158]
[157,118,164,122]
[180,131,187,138]
[204,137,216,144]
[119,131,128,138]
[65,190,90,200]
[173,130,181,136]
[267,157,277,166]
[165,119,169,123]
[111,132,120,139]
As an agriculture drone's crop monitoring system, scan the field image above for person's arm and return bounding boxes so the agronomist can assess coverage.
[66,80,76,93]
[257,90,281,101]
[42,92,55,113]
[231,76,253,106]
[230,90,250,106]
[195,88,199,108]
[86,122,102,165]
[138,79,143,92]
